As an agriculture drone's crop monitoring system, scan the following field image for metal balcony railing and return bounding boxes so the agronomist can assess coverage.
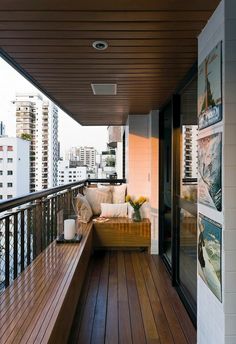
[0,178,125,293]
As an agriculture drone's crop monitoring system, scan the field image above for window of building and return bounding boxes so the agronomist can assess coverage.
[0,183,3,187]
[7,171,13,175]
[0,195,2,199]
[7,195,13,199]
[7,146,13,151]
[0,158,3,163]
[7,158,13,163]
[7,183,13,187]
[0,146,3,151]
[0,170,3,175]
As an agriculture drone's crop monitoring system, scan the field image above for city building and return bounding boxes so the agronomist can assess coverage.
[0,137,30,200]
[58,160,87,185]
[0,121,5,136]
[107,126,124,179]
[14,94,58,191]
[65,146,96,171]
[182,125,198,180]
[78,146,96,169]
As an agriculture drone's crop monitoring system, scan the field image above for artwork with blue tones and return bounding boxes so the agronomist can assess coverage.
[198,132,222,211]
[198,42,222,130]
[198,214,222,301]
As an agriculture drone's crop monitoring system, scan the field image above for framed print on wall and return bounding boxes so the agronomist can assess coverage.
[198,132,222,212]
[198,214,222,302]
[198,42,222,130]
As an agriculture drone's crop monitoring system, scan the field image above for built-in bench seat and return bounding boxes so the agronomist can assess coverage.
[0,216,150,343]
[0,221,93,344]
[93,217,151,249]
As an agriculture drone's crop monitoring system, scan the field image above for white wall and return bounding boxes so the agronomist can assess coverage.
[127,111,159,254]
[198,1,236,342]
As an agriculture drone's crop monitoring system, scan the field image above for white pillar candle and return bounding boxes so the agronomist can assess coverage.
[64,219,75,240]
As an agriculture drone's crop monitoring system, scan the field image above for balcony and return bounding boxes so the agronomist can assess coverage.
[0,179,196,343]
[0,0,232,342]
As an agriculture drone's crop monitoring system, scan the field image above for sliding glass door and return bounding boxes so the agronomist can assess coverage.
[159,77,198,323]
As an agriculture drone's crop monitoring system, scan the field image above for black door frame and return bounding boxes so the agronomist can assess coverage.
[159,70,197,327]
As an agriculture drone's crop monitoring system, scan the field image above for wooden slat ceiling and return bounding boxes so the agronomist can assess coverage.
[0,0,220,125]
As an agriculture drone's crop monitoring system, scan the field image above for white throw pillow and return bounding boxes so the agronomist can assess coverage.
[112,184,127,204]
[84,187,112,215]
[100,203,128,218]
[73,193,93,223]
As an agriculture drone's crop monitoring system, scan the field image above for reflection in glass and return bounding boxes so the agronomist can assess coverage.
[179,208,197,304]
[163,106,172,264]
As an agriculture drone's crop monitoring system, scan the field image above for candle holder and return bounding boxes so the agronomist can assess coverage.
[56,208,83,243]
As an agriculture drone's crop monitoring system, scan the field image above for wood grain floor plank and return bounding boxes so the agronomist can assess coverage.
[91,252,109,344]
[131,252,160,344]
[139,253,174,344]
[69,256,95,343]
[124,252,146,344]
[117,251,132,344]
[145,254,189,344]
[77,254,103,344]
[105,251,119,344]
[152,255,196,344]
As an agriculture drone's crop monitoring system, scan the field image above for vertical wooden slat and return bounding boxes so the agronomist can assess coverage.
[20,210,25,272]
[13,212,18,279]
[5,216,10,288]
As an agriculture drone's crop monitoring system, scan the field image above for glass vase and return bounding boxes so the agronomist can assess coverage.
[132,208,142,222]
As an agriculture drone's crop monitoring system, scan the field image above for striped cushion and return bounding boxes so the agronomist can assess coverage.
[84,187,112,215]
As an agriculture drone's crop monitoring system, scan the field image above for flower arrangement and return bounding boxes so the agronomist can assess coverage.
[125,195,147,221]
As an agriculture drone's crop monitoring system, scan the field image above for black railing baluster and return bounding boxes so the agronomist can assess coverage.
[20,210,25,272]
[32,205,37,259]
[0,178,126,293]
[5,217,10,288]
[27,208,31,266]
[13,212,18,280]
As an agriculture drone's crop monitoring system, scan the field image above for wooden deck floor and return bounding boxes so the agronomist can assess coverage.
[69,251,196,344]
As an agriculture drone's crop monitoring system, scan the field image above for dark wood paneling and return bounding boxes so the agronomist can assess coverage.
[0,0,220,125]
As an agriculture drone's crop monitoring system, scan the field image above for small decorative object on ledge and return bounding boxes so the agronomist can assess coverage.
[126,195,147,222]
[56,208,83,244]
[56,233,82,244]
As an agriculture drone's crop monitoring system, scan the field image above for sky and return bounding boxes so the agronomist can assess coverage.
[0,57,108,157]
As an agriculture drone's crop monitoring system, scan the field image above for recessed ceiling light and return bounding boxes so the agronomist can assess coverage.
[92,40,108,51]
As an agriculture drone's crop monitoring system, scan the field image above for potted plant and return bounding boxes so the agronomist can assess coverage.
[125,195,147,222]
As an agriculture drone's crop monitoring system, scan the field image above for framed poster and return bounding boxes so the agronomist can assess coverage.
[198,132,222,211]
[198,214,222,301]
[198,42,222,130]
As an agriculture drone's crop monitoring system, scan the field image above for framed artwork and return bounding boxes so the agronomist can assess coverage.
[198,132,222,211]
[198,214,222,302]
[198,42,222,130]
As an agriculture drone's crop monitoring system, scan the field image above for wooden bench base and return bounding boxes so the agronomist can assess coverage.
[93,217,151,249]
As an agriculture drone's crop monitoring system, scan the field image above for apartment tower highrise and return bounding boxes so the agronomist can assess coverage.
[14,94,58,192]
